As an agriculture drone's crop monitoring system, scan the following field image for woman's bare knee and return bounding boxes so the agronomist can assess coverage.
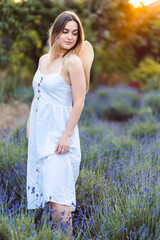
[48,201,70,209]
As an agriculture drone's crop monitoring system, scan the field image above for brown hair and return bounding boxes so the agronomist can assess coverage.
[46,11,85,68]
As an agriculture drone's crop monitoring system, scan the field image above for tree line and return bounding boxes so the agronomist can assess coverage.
[1,0,160,91]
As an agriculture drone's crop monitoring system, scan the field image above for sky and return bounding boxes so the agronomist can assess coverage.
[129,0,158,7]
[13,0,158,7]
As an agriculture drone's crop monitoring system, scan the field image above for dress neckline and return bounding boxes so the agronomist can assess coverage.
[37,66,72,88]
[38,64,62,76]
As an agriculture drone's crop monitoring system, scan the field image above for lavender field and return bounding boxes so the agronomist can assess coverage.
[1,85,160,239]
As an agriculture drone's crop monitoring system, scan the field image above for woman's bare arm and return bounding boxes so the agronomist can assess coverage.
[63,54,86,137]
[55,54,86,154]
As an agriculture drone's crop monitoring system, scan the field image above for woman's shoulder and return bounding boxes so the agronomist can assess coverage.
[39,53,49,65]
[65,53,82,67]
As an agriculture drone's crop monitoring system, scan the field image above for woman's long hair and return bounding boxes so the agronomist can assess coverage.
[46,11,85,68]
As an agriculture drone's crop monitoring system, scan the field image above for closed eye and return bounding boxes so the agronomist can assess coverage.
[62,28,78,36]
[63,31,78,36]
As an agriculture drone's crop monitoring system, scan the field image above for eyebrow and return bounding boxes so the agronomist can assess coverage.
[63,28,78,32]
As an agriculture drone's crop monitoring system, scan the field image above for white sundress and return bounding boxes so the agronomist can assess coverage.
[26,61,81,212]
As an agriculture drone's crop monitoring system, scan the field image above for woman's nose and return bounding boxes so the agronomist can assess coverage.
[67,32,72,39]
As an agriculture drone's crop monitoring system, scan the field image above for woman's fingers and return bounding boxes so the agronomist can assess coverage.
[55,144,70,154]
[61,148,66,154]
[55,144,59,153]
[55,134,71,154]
[59,146,68,154]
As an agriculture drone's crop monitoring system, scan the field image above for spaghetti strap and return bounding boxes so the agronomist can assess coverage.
[38,58,63,75]
[58,62,63,74]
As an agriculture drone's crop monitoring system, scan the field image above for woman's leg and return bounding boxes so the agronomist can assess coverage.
[48,201,73,238]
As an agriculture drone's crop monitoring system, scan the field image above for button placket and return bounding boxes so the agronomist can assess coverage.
[40,76,43,83]
[36,167,39,184]
[36,76,43,112]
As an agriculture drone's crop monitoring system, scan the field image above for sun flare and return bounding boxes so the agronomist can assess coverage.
[129,0,158,7]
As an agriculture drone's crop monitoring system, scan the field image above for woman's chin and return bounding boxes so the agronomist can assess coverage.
[64,44,74,50]
[60,44,75,53]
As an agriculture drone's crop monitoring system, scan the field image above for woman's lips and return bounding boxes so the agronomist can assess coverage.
[65,41,72,44]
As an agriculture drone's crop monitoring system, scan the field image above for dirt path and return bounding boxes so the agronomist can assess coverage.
[0,101,30,132]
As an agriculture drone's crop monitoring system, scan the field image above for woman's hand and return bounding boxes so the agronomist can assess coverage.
[55,134,70,154]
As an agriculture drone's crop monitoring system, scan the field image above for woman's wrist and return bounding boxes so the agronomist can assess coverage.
[63,130,72,139]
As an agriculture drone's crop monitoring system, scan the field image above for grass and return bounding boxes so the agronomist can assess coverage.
[1,85,160,239]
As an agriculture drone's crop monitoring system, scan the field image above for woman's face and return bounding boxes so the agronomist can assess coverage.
[58,20,78,53]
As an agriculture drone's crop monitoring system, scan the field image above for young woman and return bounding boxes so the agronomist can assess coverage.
[26,10,94,238]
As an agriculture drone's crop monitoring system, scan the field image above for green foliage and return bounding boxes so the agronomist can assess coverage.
[95,41,136,84]
[1,0,160,92]
[110,134,138,152]
[76,168,106,208]
[0,216,11,240]
[0,212,70,240]
[13,86,34,103]
[143,90,160,116]
[95,85,141,121]
[81,85,141,122]
[0,128,27,170]
[0,0,63,86]
[0,0,96,100]
[128,57,160,91]
[105,101,137,121]
[137,106,153,121]
[130,121,159,138]
[96,87,111,99]
[1,99,160,238]
[0,128,28,205]
[80,122,138,176]
[77,112,160,238]
[0,74,20,103]
[86,0,160,86]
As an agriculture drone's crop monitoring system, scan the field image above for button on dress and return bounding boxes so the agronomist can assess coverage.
[26,62,81,212]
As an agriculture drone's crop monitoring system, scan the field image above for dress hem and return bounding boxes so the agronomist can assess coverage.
[27,199,76,212]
